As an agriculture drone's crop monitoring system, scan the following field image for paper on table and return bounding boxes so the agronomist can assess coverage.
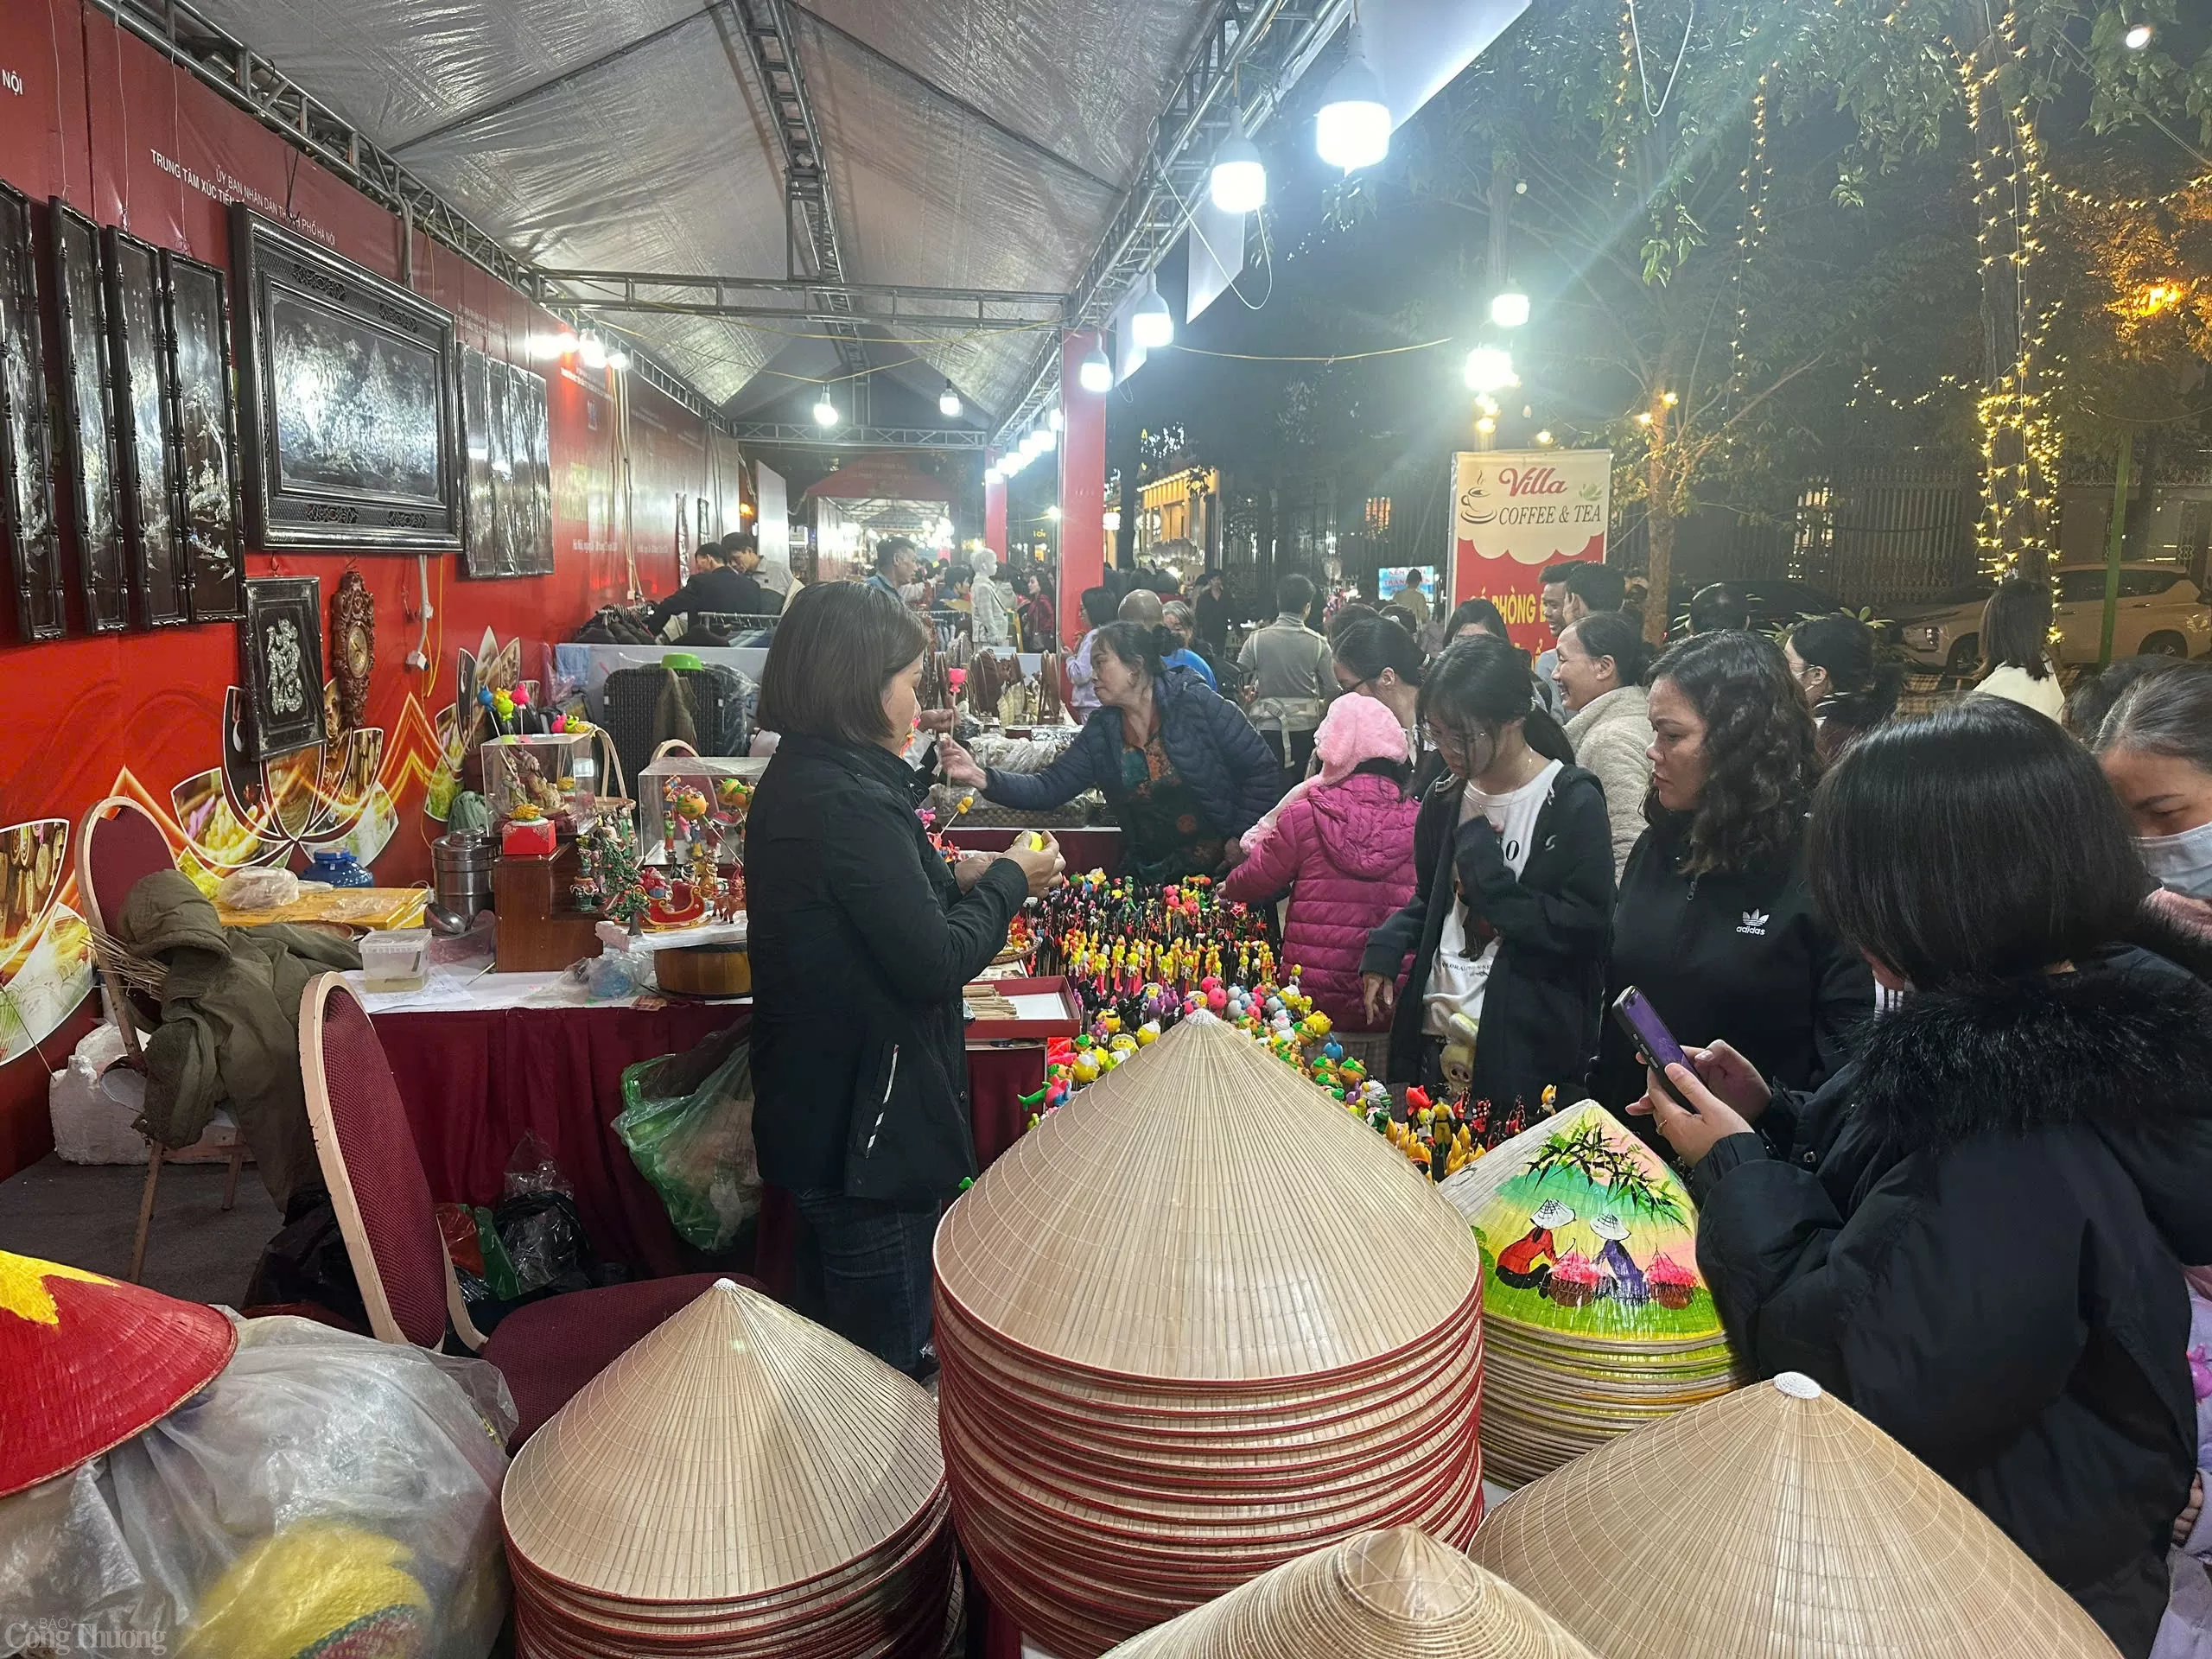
[1003,993,1071,1022]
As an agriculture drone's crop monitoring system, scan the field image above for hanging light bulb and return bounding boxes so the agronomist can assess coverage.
[606,346,632,372]
[938,382,963,418]
[1033,422,1058,454]
[1077,345,1113,393]
[2124,22,2153,48]
[1315,27,1390,172]
[983,461,1001,486]
[1463,345,1517,393]
[1047,407,1064,433]
[578,329,609,370]
[1208,111,1268,213]
[1045,505,1063,523]
[1130,277,1175,350]
[813,389,839,428]
[1490,289,1530,328]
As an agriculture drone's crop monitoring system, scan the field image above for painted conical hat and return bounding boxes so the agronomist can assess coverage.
[0,1249,236,1497]
[1105,1528,1597,1658]
[1439,1101,1726,1348]
[934,1012,1485,1381]
[502,1279,944,1602]
[1468,1373,2120,1658]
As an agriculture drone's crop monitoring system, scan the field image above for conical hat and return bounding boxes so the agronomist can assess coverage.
[1439,1101,1726,1348]
[1467,1373,2120,1658]
[502,1279,944,1602]
[935,1012,1484,1381]
[1104,1528,1598,1658]
[0,1248,236,1497]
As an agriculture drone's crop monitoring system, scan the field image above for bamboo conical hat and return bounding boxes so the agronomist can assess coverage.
[1104,1528,1597,1658]
[1437,1100,1727,1348]
[1468,1373,2121,1658]
[502,1279,944,1603]
[934,1012,1485,1381]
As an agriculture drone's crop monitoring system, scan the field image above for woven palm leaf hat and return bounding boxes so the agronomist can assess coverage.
[0,1248,236,1497]
[1468,1371,2122,1658]
[933,1012,1491,1658]
[501,1278,959,1657]
[1435,1100,1739,1485]
[1103,1528,1599,1659]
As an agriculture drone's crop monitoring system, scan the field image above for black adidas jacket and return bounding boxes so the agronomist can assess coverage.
[1595,810,1872,1114]
[1690,949,2212,1656]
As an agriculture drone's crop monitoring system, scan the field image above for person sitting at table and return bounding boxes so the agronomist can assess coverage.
[938,620,1281,881]
[746,582,1065,1377]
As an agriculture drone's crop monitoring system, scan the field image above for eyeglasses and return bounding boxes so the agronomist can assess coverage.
[1427,722,1498,768]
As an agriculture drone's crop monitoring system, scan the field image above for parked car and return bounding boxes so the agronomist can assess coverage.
[1664,580,1844,637]
[1890,565,2212,672]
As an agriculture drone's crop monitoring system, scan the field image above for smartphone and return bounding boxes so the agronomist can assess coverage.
[1611,986,1696,1111]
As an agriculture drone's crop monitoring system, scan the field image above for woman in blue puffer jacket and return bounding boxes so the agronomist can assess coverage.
[939,621,1282,880]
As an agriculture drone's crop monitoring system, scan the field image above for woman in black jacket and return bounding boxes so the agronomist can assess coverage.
[1637,701,2212,1656]
[1596,630,1871,1116]
[747,583,1063,1376]
[1359,635,1614,1104]
[939,621,1281,880]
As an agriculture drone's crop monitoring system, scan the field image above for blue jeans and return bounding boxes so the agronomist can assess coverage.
[791,1189,939,1378]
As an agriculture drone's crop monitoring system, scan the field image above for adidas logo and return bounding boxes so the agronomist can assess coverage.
[1737,909,1770,938]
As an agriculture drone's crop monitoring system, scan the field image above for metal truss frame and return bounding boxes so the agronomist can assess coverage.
[989,0,1354,444]
[727,422,987,449]
[539,270,1066,333]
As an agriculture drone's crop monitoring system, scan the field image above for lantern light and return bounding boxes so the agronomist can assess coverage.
[1315,27,1390,172]
[1077,346,1114,393]
[1208,111,1268,213]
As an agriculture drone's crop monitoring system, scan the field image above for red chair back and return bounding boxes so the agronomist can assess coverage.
[298,975,451,1348]
[75,797,175,934]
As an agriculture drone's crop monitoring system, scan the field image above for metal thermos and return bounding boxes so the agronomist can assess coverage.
[429,832,498,934]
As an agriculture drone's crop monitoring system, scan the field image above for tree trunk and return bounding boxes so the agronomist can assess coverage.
[1643,434,1675,645]
[1954,0,2053,578]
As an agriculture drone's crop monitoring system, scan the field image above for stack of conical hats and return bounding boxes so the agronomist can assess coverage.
[501,1279,957,1657]
[1437,1101,1738,1484]
[1469,1372,2122,1657]
[1103,1528,1599,1658]
[933,1013,1490,1659]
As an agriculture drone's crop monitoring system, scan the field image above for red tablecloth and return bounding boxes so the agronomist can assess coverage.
[374,1001,748,1280]
[375,1001,1046,1289]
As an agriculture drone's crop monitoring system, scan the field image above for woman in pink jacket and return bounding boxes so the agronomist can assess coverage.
[1225,694,1420,1050]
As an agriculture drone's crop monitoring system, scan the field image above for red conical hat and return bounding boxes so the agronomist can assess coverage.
[0,1249,237,1497]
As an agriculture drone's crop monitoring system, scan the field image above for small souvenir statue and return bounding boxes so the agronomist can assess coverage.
[575,821,651,931]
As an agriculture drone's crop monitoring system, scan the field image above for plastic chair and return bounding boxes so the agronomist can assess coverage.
[74,797,248,1281]
[296,973,743,1443]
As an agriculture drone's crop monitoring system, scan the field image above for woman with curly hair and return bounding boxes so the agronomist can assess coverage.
[1594,631,1872,1118]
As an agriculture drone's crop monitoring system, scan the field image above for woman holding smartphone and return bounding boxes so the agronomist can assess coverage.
[1639,700,2212,1656]
[1359,635,1614,1108]
[1594,631,1871,1118]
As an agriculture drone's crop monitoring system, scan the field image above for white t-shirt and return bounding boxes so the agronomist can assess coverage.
[1423,760,1562,1037]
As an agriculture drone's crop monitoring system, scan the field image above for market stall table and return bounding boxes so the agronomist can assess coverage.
[360,965,1076,1291]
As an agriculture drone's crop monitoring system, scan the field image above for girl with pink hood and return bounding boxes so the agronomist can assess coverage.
[1225,693,1420,1037]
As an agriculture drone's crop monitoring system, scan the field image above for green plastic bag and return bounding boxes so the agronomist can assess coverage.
[614,1026,761,1251]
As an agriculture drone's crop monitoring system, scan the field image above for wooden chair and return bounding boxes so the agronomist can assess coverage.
[296,973,746,1444]
[74,796,249,1281]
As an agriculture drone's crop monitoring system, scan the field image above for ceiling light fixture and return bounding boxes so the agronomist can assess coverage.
[1315,26,1390,172]
[2124,22,2153,48]
[1209,110,1268,213]
[1077,345,1114,393]
[938,382,963,418]
[1130,278,1175,351]
[1490,289,1530,327]
[578,330,609,370]
[813,389,839,428]
[1463,345,1517,393]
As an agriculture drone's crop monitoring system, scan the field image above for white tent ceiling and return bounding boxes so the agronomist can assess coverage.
[189,0,1217,420]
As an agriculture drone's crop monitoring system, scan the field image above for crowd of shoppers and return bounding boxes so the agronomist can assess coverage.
[755,555,2212,1656]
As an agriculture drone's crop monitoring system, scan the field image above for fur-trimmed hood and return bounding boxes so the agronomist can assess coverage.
[1850,949,2212,1151]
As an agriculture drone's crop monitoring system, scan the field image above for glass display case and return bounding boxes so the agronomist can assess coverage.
[481,734,600,835]
[637,756,767,868]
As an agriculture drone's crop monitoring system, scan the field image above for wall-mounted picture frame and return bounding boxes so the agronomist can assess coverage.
[0,184,64,641]
[238,575,325,761]
[162,251,245,622]
[231,207,462,550]
[49,200,127,632]
[460,344,553,577]
[105,227,187,627]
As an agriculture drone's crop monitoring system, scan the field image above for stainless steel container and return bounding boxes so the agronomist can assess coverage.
[429,832,498,934]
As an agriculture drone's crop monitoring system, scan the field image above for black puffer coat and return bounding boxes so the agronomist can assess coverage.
[747,734,1027,1205]
[1689,948,2212,1656]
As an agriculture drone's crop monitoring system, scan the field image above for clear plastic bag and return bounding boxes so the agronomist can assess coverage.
[0,1314,512,1658]
[500,1128,573,1199]
[614,1026,761,1251]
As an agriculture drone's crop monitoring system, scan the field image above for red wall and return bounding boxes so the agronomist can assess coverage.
[0,0,719,1175]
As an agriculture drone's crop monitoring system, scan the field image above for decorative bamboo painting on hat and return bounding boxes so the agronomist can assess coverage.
[1441,1102,1720,1342]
